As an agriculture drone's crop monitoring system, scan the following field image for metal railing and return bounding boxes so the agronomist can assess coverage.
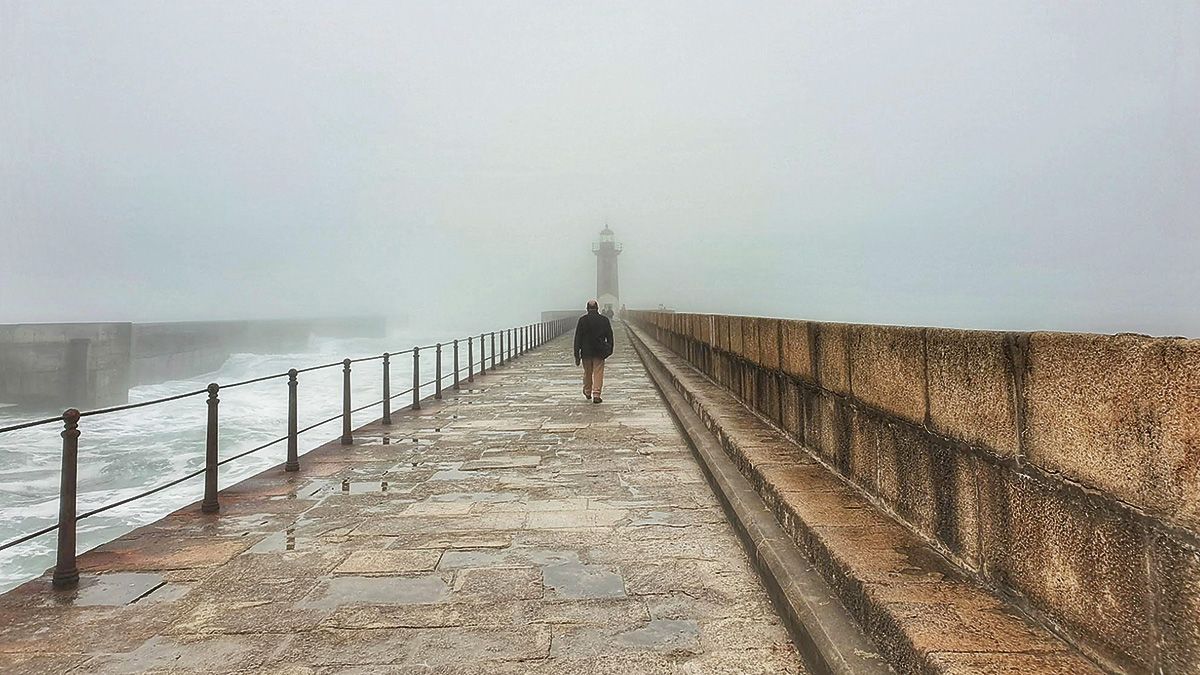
[0,317,574,590]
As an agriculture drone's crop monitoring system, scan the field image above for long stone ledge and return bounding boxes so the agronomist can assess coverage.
[627,321,1104,674]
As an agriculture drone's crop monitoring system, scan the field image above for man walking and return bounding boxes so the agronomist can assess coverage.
[574,299,614,403]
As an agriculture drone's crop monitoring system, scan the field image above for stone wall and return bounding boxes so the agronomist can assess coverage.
[627,310,1199,674]
[0,323,133,408]
[1,317,388,408]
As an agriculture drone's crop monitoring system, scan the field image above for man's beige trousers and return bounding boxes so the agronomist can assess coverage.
[582,357,606,397]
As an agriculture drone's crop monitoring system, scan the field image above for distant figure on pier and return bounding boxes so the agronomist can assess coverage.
[575,299,614,404]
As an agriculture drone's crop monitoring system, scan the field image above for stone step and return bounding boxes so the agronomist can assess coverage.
[628,323,1105,675]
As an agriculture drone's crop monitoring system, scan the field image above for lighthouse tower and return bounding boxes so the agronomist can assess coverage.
[592,225,621,314]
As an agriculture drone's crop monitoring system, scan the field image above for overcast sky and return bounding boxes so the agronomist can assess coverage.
[2,1,1197,335]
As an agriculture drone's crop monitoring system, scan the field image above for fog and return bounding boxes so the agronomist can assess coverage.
[2,1,1197,336]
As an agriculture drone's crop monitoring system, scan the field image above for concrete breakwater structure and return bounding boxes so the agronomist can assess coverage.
[627,310,1199,674]
[0,317,388,409]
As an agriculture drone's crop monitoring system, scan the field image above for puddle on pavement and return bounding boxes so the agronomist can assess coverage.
[617,619,700,650]
[542,562,626,599]
[52,572,166,607]
[304,575,449,608]
[249,527,299,553]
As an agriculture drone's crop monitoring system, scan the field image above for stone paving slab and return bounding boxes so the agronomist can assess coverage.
[0,331,804,674]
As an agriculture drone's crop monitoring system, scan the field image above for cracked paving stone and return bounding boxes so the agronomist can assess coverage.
[333,550,444,575]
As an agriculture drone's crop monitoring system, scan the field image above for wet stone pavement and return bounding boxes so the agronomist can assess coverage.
[0,329,804,674]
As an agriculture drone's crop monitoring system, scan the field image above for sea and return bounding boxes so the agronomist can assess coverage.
[0,329,471,593]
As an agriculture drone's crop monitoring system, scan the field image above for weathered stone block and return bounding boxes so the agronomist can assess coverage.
[876,422,933,532]
[729,316,743,355]
[780,320,815,382]
[874,419,979,566]
[815,322,853,395]
[847,408,880,492]
[978,464,1153,672]
[1023,332,1200,530]
[814,392,850,472]
[740,317,760,364]
[757,318,781,370]
[781,379,803,442]
[926,328,1020,458]
[765,372,782,425]
[802,387,822,452]
[1152,533,1200,672]
[699,315,714,346]
[850,325,927,426]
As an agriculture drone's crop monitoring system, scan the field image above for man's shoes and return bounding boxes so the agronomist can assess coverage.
[592,397,602,404]
[584,392,592,400]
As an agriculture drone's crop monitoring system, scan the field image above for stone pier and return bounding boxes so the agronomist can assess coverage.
[0,331,803,674]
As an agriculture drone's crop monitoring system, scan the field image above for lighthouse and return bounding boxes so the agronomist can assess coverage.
[592,225,621,314]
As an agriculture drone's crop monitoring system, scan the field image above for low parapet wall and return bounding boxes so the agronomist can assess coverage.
[627,310,1199,674]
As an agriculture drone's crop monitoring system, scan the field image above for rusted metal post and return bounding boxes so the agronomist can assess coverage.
[435,343,443,400]
[52,408,80,589]
[202,383,220,513]
[340,359,353,445]
[412,347,421,410]
[453,340,461,390]
[285,369,299,471]
[490,332,496,370]
[467,337,474,382]
[382,353,392,426]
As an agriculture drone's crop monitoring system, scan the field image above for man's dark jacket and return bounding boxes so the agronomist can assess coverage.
[574,311,614,362]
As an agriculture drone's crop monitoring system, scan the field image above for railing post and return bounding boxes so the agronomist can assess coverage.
[52,408,80,589]
[435,343,443,400]
[412,347,421,410]
[480,333,487,375]
[340,359,353,445]
[490,332,496,370]
[467,337,474,383]
[285,369,299,472]
[453,340,461,390]
[498,330,504,366]
[382,353,392,426]
[202,383,220,513]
